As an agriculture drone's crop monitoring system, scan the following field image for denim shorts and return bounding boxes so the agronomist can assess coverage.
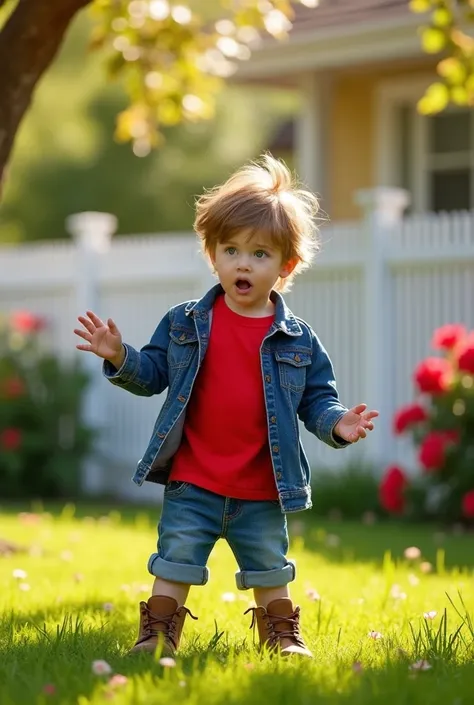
[147,482,296,590]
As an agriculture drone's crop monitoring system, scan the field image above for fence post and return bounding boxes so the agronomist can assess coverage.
[354,188,410,471]
[66,211,117,495]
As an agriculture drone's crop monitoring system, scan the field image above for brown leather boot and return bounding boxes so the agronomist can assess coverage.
[245,598,313,658]
[129,595,197,655]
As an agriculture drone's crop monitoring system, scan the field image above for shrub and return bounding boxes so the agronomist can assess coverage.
[379,324,474,522]
[311,464,380,519]
[0,311,96,498]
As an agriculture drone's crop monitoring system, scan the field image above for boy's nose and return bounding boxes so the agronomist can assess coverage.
[237,258,251,271]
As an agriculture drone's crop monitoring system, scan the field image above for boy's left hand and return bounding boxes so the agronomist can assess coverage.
[334,404,379,443]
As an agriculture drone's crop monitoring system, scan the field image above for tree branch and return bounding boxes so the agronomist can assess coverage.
[0,0,92,192]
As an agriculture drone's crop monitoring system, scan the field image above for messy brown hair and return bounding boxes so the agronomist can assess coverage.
[194,153,321,292]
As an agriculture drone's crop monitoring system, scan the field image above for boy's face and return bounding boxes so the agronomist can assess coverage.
[211,229,296,316]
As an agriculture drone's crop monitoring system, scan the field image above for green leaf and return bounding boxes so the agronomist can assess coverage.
[421,26,447,53]
[409,0,432,13]
[433,8,452,28]
[418,82,450,113]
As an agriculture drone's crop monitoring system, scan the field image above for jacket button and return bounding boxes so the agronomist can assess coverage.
[179,333,186,341]
[270,416,276,424]
[272,445,279,453]
[265,375,271,383]
[177,395,186,403]
[294,354,301,362]
[276,472,282,480]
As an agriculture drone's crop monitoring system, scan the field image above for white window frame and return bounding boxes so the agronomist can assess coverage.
[375,74,474,213]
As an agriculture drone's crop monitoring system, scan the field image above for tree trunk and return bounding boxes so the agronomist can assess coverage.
[0,0,92,193]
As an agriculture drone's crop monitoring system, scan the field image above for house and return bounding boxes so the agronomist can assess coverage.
[235,0,472,220]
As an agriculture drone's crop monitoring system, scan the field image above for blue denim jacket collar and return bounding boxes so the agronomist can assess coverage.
[184,283,303,337]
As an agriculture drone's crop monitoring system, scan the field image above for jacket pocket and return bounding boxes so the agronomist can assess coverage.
[275,350,311,393]
[168,326,198,368]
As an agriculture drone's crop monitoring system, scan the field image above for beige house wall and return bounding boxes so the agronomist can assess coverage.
[329,62,436,220]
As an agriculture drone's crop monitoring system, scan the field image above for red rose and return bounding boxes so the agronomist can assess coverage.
[0,428,22,451]
[1,377,25,399]
[379,466,408,514]
[413,357,451,395]
[10,311,47,333]
[431,324,467,351]
[393,403,428,435]
[462,490,474,518]
[418,430,458,472]
[456,335,474,375]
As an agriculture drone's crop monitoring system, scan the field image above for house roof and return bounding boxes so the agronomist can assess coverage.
[288,0,411,35]
[234,0,424,81]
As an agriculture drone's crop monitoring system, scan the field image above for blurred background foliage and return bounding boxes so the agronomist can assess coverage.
[0,9,298,244]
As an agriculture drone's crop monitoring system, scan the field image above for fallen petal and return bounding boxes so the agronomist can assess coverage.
[92,659,113,675]
[409,659,432,671]
[42,684,56,696]
[423,611,437,620]
[221,592,236,602]
[368,630,383,640]
[108,674,128,688]
[159,657,176,667]
[404,546,421,560]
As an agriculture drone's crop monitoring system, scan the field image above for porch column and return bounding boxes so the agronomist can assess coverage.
[295,72,332,211]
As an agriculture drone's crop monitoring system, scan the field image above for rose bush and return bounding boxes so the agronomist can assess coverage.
[379,323,474,522]
[0,311,95,498]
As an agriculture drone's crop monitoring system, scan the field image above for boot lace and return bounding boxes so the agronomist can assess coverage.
[138,603,197,648]
[245,606,306,649]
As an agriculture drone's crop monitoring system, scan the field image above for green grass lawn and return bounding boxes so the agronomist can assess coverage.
[1,501,474,704]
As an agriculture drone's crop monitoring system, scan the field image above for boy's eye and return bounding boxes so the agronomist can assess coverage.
[254,250,267,259]
[225,247,236,255]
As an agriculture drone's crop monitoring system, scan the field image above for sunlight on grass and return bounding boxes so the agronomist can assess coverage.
[1,503,474,704]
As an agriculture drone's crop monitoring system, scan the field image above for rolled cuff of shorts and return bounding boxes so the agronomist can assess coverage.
[147,554,209,586]
[235,560,296,590]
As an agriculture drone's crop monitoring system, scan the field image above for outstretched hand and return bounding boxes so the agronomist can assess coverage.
[334,404,379,444]
[74,310,123,364]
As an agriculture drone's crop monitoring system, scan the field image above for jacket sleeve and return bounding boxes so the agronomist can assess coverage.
[102,311,171,397]
[297,328,350,449]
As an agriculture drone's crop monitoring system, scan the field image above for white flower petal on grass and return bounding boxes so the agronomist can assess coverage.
[408,574,420,586]
[103,602,114,612]
[108,674,128,688]
[306,588,321,601]
[404,546,421,560]
[12,569,27,580]
[420,561,433,574]
[325,534,340,548]
[390,584,407,600]
[92,660,113,675]
[410,659,432,671]
[221,592,236,602]
[19,583,31,591]
[368,630,383,640]
[423,610,437,620]
[159,657,176,667]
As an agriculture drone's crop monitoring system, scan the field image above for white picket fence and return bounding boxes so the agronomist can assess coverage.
[1,188,474,502]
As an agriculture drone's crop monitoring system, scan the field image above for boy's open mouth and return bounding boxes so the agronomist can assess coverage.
[235,279,252,291]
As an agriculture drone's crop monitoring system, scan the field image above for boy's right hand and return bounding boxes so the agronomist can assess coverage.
[74,311,125,369]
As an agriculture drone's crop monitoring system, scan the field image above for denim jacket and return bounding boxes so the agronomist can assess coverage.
[103,284,349,513]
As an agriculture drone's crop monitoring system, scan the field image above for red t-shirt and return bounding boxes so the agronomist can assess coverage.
[169,294,278,500]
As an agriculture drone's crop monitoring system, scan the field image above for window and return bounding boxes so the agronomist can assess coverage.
[397,105,473,212]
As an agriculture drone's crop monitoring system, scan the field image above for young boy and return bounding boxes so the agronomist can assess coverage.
[74,155,378,659]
